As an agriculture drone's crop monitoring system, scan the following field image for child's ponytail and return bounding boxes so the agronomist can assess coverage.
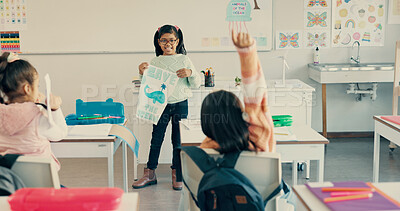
[175,28,187,56]
[0,52,10,104]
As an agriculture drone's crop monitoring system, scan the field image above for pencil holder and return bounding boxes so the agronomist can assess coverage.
[205,75,215,87]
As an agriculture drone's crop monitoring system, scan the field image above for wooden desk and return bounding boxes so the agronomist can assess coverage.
[51,124,138,193]
[373,116,400,182]
[293,182,400,211]
[0,192,139,211]
[180,122,329,185]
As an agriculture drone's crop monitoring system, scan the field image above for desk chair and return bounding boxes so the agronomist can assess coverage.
[390,40,400,151]
[11,156,61,189]
[179,148,283,211]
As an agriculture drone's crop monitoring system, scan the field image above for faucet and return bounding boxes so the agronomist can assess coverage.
[350,41,360,64]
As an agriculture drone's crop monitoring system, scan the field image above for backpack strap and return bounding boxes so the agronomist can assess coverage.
[181,146,217,173]
[0,154,21,169]
[218,151,241,168]
[181,146,218,208]
[263,179,290,206]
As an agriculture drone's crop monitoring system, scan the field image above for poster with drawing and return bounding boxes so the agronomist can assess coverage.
[304,9,330,30]
[388,0,400,24]
[332,0,386,47]
[275,31,303,49]
[0,0,28,30]
[304,0,329,9]
[136,66,179,124]
[304,30,330,48]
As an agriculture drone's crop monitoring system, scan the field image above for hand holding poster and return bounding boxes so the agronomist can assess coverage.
[136,65,179,124]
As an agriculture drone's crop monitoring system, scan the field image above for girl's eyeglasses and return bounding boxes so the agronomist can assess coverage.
[159,39,177,45]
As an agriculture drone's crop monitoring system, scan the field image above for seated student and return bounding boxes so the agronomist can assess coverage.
[179,31,285,211]
[200,31,275,152]
[0,52,68,170]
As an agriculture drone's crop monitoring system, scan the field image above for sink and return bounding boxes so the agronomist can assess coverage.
[308,63,394,72]
[308,63,395,84]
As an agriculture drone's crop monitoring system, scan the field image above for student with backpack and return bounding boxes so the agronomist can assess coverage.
[180,31,293,211]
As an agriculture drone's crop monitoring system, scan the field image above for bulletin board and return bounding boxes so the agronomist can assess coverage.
[13,0,273,54]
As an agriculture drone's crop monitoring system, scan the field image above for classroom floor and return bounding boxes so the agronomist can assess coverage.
[58,137,400,211]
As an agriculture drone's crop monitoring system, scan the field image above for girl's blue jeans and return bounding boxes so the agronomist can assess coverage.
[146,100,188,182]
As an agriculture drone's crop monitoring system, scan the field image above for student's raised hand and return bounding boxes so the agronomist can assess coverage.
[232,30,254,48]
[138,62,149,75]
[46,94,62,111]
[176,68,192,78]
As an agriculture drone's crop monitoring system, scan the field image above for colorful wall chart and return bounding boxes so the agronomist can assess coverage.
[136,65,179,124]
[0,0,27,30]
[0,31,20,52]
[332,0,386,47]
[304,0,331,49]
[275,31,302,49]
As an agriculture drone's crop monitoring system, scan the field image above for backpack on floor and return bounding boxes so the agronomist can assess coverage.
[181,146,287,211]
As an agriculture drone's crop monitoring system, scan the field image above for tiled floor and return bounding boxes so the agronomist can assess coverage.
[58,137,400,211]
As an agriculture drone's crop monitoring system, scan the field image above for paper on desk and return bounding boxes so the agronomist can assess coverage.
[68,124,112,137]
[180,119,201,130]
[274,126,297,141]
[44,74,54,126]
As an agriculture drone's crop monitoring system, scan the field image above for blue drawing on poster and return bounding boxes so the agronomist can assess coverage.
[144,84,166,104]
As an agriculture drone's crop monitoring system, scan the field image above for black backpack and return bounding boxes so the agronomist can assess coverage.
[181,146,288,211]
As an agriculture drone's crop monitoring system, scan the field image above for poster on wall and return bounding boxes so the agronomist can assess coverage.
[275,31,303,49]
[0,0,27,30]
[388,0,400,24]
[304,0,330,9]
[304,30,330,48]
[332,0,386,47]
[304,10,330,30]
[0,31,20,52]
[136,66,179,124]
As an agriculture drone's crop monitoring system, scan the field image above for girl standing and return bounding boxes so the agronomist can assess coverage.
[133,25,201,190]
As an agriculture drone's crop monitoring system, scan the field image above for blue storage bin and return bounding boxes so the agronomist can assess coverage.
[65,98,125,125]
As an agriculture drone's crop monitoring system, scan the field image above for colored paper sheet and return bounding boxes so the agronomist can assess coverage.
[305,181,400,211]
[388,0,400,24]
[304,30,330,48]
[275,31,303,49]
[332,0,386,47]
[304,0,330,9]
[136,65,179,124]
[304,9,330,29]
[256,36,267,46]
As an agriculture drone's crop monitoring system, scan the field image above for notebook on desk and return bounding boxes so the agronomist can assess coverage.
[305,181,400,211]
[381,116,400,125]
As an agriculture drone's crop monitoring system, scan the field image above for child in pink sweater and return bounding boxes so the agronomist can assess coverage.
[0,52,67,170]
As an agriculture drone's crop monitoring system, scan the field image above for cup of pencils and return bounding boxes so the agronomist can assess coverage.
[202,67,214,87]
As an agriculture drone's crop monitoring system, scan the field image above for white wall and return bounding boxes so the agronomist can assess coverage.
[24,22,399,135]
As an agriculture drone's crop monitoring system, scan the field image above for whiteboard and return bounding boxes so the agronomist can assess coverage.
[18,0,272,54]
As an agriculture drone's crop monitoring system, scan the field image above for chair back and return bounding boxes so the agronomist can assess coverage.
[11,156,61,189]
[180,148,281,211]
[393,40,400,115]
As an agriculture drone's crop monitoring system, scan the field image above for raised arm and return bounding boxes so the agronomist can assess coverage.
[232,30,275,152]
